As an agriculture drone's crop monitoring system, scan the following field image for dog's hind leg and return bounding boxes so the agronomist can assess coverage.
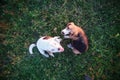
[73,49,81,54]
[67,44,81,54]
[38,49,49,57]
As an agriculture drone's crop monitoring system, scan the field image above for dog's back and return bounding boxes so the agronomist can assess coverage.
[36,36,52,50]
[72,33,88,53]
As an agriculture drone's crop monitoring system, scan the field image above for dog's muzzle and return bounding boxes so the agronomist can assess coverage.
[61,31,71,36]
[58,48,64,52]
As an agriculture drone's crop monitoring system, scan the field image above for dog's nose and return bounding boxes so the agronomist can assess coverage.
[58,48,64,52]
[61,31,64,35]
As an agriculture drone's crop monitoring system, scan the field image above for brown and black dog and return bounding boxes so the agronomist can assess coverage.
[61,22,88,54]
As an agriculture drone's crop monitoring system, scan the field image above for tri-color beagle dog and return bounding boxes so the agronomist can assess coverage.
[61,22,88,54]
[29,36,64,57]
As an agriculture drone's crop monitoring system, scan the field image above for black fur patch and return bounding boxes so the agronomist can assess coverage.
[72,36,87,53]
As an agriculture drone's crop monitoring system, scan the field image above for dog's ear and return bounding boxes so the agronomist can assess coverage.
[69,32,79,40]
[70,31,74,36]
[67,22,74,26]
[43,36,52,40]
[70,31,80,37]
[77,33,81,37]
[67,23,71,27]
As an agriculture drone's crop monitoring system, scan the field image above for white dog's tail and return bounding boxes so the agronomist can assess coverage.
[29,44,36,54]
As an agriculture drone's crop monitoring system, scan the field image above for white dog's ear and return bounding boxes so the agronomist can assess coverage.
[54,36,60,39]
[53,36,62,43]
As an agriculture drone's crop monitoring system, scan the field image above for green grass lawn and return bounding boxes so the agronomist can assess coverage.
[0,0,120,80]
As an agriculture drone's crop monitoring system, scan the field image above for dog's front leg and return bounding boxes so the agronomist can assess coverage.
[38,48,49,57]
[49,53,54,57]
[67,43,74,49]
[47,51,54,57]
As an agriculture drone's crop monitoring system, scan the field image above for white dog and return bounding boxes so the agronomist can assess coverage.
[29,36,64,57]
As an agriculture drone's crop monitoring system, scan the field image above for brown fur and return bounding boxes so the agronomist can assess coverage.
[43,36,52,40]
[67,22,88,53]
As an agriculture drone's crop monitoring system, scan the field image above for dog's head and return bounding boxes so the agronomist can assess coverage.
[61,22,79,39]
[61,22,75,36]
[48,40,64,53]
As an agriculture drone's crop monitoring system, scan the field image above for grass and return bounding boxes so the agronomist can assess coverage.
[0,0,120,80]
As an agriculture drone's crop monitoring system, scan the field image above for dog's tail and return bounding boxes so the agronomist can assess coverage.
[29,43,36,54]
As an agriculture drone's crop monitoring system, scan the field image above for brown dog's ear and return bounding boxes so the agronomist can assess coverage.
[77,33,81,37]
[67,23,71,27]
[67,22,74,26]
[69,32,79,40]
[70,31,74,36]
[68,22,74,25]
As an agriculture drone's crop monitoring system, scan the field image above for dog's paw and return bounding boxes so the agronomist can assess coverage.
[73,49,81,54]
[67,44,73,49]
[45,55,49,58]
[49,53,55,57]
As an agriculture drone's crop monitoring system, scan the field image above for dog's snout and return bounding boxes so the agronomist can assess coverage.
[58,48,64,52]
[58,48,60,51]
[61,31,64,35]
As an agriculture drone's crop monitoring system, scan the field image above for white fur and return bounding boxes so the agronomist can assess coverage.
[29,44,36,54]
[61,28,71,37]
[29,36,64,57]
[64,35,70,38]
